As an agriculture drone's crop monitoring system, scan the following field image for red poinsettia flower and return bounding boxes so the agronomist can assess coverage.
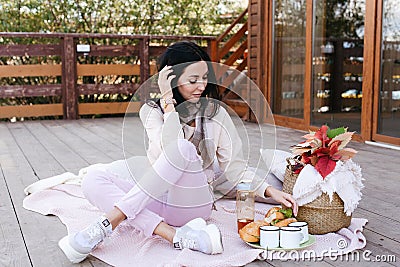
[291,126,357,179]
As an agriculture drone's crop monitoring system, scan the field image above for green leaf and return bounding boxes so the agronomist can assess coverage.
[271,219,280,225]
[279,208,293,218]
[327,127,346,138]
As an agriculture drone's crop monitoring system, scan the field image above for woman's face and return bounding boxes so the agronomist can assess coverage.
[177,61,208,103]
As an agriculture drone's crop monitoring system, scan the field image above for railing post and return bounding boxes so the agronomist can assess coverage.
[139,37,150,83]
[61,36,78,119]
[138,37,150,104]
[208,39,219,62]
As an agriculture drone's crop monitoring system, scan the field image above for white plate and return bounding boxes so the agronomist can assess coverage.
[245,234,316,251]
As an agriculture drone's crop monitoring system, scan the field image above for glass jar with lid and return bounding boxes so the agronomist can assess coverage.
[236,182,255,233]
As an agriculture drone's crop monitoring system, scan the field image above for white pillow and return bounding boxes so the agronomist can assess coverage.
[259,149,292,182]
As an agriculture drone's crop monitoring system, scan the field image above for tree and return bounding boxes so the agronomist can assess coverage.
[317,0,365,39]
[0,0,245,35]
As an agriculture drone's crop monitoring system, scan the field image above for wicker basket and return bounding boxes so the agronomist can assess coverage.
[283,159,351,235]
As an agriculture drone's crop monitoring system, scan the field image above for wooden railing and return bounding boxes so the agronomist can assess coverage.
[214,8,249,118]
[0,9,249,120]
[0,33,216,119]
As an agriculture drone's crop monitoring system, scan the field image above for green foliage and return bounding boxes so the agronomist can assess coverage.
[0,0,244,35]
[327,126,346,138]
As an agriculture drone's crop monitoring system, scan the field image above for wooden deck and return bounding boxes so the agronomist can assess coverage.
[0,117,399,267]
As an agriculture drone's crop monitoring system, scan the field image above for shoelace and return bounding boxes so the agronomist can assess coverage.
[86,222,105,244]
[180,237,198,250]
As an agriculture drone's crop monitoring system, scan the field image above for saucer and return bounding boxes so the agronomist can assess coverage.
[245,234,316,251]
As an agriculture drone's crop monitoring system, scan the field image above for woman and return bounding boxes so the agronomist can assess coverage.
[59,41,298,263]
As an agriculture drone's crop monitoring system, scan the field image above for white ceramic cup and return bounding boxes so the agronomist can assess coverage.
[288,221,309,244]
[279,226,304,249]
[260,226,280,249]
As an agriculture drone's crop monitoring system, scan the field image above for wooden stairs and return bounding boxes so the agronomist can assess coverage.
[214,8,250,120]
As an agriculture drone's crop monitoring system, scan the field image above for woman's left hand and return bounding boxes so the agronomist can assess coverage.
[265,186,298,216]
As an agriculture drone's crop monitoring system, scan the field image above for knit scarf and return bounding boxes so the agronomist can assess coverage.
[179,101,214,170]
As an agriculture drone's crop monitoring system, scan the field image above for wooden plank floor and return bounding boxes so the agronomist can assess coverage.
[0,118,399,267]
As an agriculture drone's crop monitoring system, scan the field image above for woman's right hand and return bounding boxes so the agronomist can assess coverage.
[158,65,176,98]
[265,186,298,216]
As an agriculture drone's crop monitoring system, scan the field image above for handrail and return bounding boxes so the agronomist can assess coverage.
[216,7,248,43]
[218,23,248,60]
[224,39,248,67]
[0,32,216,41]
[221,57,247,89]
[213,7,249,118]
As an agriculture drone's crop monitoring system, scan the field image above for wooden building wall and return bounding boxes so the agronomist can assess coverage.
[248,0,261,86]
[247,0,271,122]
[246,0,400,145]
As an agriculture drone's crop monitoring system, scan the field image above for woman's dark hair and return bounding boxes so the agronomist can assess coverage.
[156,41,220,118]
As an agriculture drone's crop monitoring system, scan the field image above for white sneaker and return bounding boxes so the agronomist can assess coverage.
[173,219,223,255]
[59,216,112,263]
[175,218,207,238]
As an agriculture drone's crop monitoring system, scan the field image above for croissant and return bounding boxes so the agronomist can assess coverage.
[274,217,297,227]
[239,220,269,242]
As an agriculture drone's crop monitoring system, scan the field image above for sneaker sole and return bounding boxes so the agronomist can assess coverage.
[206,224,224,254]
[58,236,89,263]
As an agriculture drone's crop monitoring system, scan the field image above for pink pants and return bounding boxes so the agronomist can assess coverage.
[82,139,213,237]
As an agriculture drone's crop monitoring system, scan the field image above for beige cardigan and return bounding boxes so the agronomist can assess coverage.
[139,103,270,199]
[24,104,270,200]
